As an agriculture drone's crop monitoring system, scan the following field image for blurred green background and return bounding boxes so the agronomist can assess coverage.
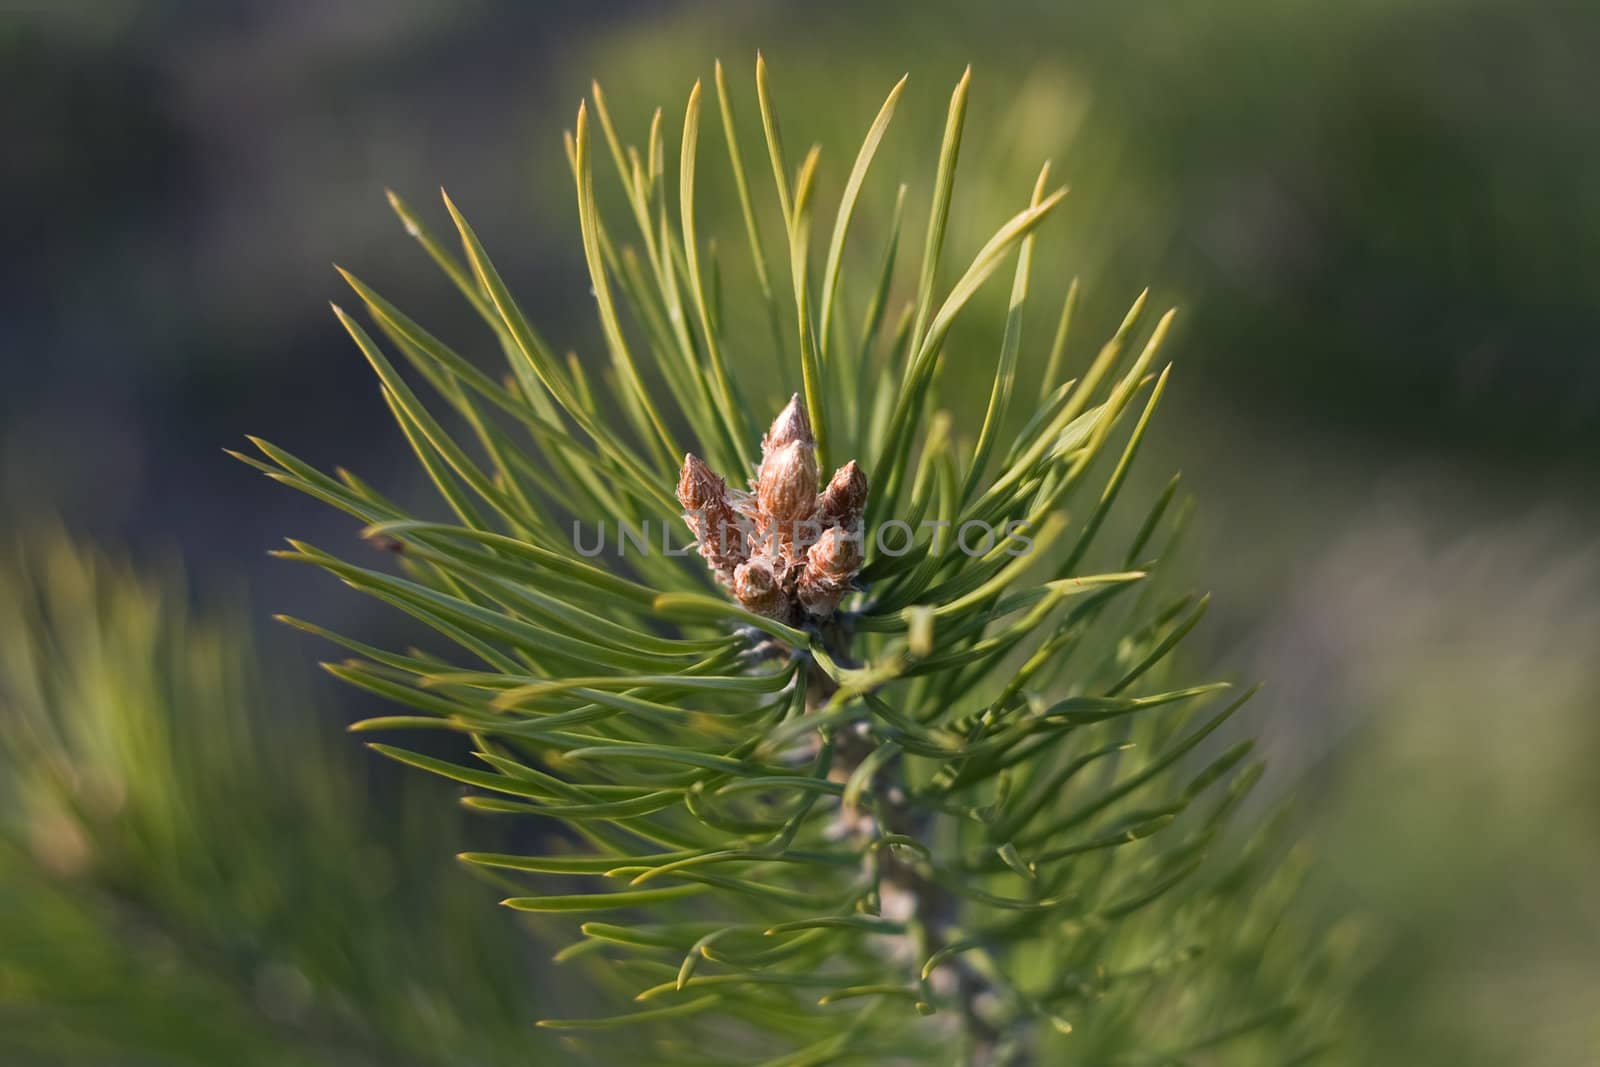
[3,1,1596,1063]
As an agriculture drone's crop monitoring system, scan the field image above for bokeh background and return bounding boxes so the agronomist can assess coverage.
[3,1,1597,1063]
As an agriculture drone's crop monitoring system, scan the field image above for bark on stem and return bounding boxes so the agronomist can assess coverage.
[807,653,1008,1066]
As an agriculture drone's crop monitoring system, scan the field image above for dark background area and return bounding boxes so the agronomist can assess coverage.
[4,1,1597,1062]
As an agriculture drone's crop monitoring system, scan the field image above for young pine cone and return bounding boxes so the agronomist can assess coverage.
[733,551,791,620]
[761,392,813,455]
[817,459,868,528]
[797,525,864,617]
[676,395,866,625]
[754,395,820,556]
[677,453,747,585]
[757,441,819,528]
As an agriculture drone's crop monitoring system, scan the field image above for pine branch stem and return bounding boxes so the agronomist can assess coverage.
[808,651,1011,1066]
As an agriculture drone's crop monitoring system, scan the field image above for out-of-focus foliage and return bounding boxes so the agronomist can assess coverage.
[1224,495,1600,1067]
[0,537,541,1066]
[568,0,1600,461]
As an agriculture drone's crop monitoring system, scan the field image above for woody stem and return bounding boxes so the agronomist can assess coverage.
[808,649,1007,1065]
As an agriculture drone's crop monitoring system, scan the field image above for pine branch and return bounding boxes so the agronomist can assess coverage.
[240,56,1355,1065]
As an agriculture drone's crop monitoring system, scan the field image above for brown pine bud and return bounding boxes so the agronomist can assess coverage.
[677,396,870,625]
[757,440,819,527]
[762,393,814,454]
[809,524,864,579]
[676,452,722,511]
[797,577,847,619]
[817,460,868,527]
[754,396,820,558]
[733,552,791,620]
[677,453,747,583]
[797,526,863,618]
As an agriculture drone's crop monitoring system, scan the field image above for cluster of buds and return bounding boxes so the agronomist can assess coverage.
[676,395,867,624]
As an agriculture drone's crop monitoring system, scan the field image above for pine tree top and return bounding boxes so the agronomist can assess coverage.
[239,55,1353,1065]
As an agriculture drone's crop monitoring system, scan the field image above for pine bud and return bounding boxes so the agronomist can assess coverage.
[677,453,747,583]
[677,396,868,624]
[733,552,790,620]
[676,452,722,511]
[757,440,819,526]
[817,460,868,527]
[762,393,814,454]
[809,524,864,579]
[797,526,863,618]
